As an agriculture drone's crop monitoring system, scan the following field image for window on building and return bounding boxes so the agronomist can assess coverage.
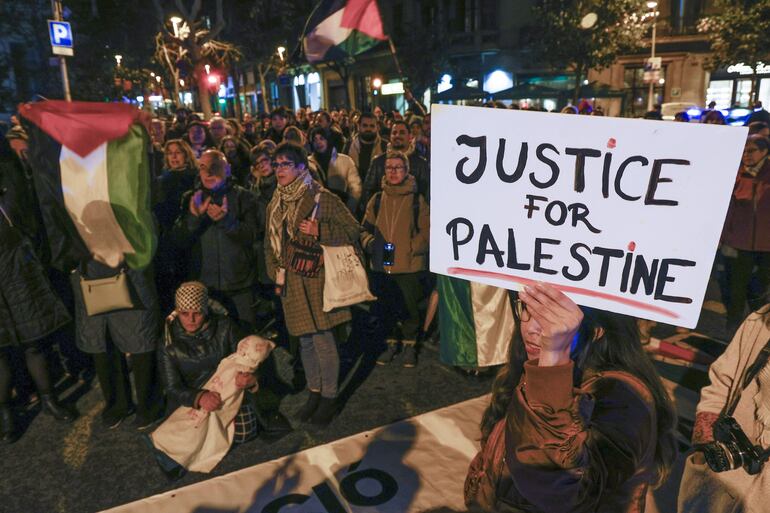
[623,66,666,117]
[706,79,733,109]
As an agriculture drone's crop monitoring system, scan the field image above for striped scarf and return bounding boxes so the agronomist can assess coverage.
[266,170,314,267]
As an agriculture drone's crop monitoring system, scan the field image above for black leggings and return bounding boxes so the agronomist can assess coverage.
[0,344,52,405]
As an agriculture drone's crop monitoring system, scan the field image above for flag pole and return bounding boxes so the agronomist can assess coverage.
[387,37,426,116]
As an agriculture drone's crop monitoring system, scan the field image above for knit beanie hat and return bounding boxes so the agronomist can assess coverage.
[175,281,209,313]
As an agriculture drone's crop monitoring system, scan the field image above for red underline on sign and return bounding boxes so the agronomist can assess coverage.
[446,267,680,319]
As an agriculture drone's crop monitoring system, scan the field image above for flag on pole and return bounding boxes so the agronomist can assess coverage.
[437,276,514,368]
[19,100,156,271]
[303,0,387,64]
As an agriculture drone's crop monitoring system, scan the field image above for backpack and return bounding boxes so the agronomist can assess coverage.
[373,191,421,234]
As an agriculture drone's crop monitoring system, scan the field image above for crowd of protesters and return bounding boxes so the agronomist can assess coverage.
[2,96,770,509]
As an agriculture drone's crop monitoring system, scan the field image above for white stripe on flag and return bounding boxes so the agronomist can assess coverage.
[470,282,514,367]
[304,8,352,62]
[60,144,134,268]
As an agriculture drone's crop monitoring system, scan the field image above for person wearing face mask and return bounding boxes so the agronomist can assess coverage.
[721,134,770,334]
[361,151,429,368]
[344,112,386,185]
[465,283,677,513]
[153,139,199,312]
[175,150,258,327]
[361,120,430,216]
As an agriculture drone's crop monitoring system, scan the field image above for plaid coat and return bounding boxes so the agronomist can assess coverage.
[265,188,361,336]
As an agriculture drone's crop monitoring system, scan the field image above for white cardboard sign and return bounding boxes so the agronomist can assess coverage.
[430,104,747,328]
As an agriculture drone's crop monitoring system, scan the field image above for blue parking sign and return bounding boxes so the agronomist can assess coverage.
[48,20,73,56]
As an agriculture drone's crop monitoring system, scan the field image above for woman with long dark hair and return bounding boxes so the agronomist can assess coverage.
[467,283,677,512]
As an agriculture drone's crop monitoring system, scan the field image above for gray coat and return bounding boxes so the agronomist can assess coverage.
[70,261,160,354]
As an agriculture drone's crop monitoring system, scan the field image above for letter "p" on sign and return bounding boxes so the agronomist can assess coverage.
[48,21,74,56]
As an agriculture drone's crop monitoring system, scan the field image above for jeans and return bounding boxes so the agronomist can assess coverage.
[299,331,339,398]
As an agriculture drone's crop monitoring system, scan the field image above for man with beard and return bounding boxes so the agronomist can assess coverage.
[344,112,386,186]
[361,120,429,215]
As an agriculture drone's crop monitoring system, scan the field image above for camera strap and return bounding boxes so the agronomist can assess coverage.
[725,336,770,416]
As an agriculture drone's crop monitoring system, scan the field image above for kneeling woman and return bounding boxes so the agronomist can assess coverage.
[467,283,677,512]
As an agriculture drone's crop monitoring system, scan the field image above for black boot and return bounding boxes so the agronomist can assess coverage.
[40,393,76,422]
[309,397,337,427]
[0,405,17,444]
[297,390,321,422]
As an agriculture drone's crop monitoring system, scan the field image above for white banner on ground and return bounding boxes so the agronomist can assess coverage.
[430,104,747,328]
[103,396,488,513]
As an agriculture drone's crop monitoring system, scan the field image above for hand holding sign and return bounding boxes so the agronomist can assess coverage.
[519,283,583,367]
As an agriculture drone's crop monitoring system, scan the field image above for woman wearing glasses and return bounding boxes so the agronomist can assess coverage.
[465,283,677,512]
[264,142,362,426]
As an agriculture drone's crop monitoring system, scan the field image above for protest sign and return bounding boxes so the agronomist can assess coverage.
[430,104,747,328]
[104,396,487,513]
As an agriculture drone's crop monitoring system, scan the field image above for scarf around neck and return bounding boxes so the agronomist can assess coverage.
[266,170,315,266]
[381,173,417,196]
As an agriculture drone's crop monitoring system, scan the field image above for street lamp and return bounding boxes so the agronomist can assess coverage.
[114,54,122,67]
[170,16,182,38]
[277,46,286,62]
[646,1,659,112]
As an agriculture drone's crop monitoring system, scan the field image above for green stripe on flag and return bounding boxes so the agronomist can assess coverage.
[438,275,479,367]
[106,124,157,269]
[336,29,380,57]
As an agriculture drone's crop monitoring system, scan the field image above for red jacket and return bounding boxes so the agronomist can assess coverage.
[722,159,770,252]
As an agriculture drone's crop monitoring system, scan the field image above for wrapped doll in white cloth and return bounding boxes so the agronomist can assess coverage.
[151,282,275,474]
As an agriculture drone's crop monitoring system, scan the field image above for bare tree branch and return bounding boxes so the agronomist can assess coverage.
[151,0,166,25]
[174,0,191,21]
[207,0,226,41]
[188,0,202,21]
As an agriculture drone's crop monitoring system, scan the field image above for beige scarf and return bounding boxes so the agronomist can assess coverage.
[266,170,315,267]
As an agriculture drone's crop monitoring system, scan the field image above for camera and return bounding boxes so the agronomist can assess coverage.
[383,242,395,267]
[698,416,768,475]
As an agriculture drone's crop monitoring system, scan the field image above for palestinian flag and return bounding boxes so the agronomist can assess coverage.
[303,0,387,63]
[19,100,156,271]
[437,275,514,368]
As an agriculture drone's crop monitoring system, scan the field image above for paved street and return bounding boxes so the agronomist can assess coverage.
[0,276,730,513]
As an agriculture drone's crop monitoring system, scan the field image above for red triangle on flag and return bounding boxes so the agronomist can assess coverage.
[19,100,151,158]
[341,0,387,40]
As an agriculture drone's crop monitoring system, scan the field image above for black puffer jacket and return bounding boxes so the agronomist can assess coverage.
[175,182,258,291]
[0,150,71,347]
[159,313,247,411]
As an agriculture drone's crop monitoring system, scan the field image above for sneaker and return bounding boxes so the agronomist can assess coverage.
[402,344,417,368]
[376,342,399,366]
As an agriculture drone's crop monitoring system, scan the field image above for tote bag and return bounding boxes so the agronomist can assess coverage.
[321,244,376,311]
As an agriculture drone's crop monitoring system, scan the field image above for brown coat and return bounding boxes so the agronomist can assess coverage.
[499,361,658,513]
[361,175,430,274]
[265,188,361,337]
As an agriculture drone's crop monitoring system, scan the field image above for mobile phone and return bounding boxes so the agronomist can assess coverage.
[383,242,395,266]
